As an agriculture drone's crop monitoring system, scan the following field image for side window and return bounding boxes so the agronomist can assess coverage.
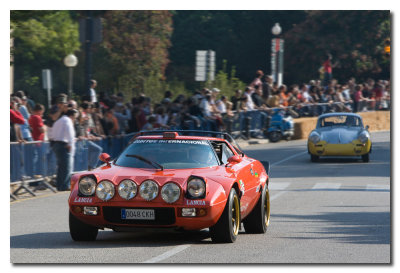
[221,143,235,164]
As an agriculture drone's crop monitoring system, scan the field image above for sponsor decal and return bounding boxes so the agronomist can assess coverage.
[74,197,93,203]
[239,179,245,194]
[185,199,206,206]
[255,172,259,178]
[250,168,254,175]
[134,139,208,145]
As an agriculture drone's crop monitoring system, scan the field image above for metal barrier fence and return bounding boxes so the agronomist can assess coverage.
[10,133,136,184]
[10,100,390,197]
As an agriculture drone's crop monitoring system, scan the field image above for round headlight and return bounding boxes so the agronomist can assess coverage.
[161,183,181,203]
[359,131,370,143]
[78,176,96,196]
[118,179,137,200]
[187,178,206,198]
[139,180,159,201]
[309,131,321,144]
[96,180,115,201]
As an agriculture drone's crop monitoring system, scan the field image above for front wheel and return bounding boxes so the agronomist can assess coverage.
[310,154,319,162]
[69,212,98,241]
[269,131,282,143]
[243,184,270,233]
[362,153,370,163]
[209,188,240,243]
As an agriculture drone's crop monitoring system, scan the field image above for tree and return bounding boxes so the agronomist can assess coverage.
[11,11,80,104]
[282,11,390,84]
[101,11,173,98]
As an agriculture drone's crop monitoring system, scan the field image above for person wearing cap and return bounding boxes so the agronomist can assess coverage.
[47,94,69,142]
[51,109,78,191]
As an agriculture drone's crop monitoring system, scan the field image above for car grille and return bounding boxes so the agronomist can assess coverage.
[102,207,176,225]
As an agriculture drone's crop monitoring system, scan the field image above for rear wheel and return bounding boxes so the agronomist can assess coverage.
[310,154,319,162]
[69,212,98,241]
[209,189,240,243]
[362,153,370,163]
[269,131,282,143]
[243,185,270,233]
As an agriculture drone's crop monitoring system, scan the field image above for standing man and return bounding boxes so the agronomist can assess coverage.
[322,53,338,87]
[89,79,98,103]
[51,109,78,191]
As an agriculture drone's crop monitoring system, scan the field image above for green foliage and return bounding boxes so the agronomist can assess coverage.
[11,10,80,105]
[101,10,173,100]
[283,11,390,83]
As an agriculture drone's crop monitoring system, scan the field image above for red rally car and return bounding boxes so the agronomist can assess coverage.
[68,131,271,243]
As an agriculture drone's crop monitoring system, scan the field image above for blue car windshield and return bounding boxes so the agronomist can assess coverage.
[115,139,219,169]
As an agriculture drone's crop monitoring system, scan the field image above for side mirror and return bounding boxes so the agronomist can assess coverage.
[365,125,370,130]
[99,153,112,166]
[227,155,242,164]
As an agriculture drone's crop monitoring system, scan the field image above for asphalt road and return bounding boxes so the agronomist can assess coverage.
[10,131,391,264]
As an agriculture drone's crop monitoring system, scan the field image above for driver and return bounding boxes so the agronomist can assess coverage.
[345,116,357,127]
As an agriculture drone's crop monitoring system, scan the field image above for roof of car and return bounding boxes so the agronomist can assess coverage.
[318,112,362,119]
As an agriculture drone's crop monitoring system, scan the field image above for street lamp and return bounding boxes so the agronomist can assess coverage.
[270,23,284,86]
[64,54,78,98]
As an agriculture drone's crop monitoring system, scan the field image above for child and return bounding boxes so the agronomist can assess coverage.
[29,104,46,141]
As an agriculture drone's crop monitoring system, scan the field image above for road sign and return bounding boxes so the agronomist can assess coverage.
[195,50,216,81]
[42,69,52,109]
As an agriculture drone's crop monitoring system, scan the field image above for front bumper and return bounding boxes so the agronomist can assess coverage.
[308,139,371,156]
[69,200,226,231]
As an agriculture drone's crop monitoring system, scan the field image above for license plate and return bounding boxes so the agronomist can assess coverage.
[121,209,155,220]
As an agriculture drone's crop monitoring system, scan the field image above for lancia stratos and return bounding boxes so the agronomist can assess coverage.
[68,131,271,243]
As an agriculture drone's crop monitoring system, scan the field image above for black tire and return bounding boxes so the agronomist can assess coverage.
[269,131,282,143]
[243,185,270,234]
[362,153,370,163]
[69,212,98,241]
[310,154,319,162]
[209,188,240,243]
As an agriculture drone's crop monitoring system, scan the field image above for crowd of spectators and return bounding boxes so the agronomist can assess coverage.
[10,72,391,143]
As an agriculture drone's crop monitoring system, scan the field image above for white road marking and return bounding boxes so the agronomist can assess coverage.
[311,183,341,190]
[271,151,308,166]
[143,151,307,263]
[269,182,290,191]
[366,184,390,191]
[142,244,191,263]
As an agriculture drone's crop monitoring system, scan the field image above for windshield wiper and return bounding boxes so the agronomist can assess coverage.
[125,154,164,171]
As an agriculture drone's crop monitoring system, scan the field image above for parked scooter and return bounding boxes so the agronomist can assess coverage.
[265,108,294,142]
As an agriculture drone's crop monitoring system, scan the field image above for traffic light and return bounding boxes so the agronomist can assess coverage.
[384,38,390,57]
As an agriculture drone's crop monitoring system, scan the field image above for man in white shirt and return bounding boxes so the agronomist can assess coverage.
[89,79,98,103]
[244,87,255,111]
[51,109,77,191]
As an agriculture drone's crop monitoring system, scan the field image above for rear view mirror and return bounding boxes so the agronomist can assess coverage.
[227,155,242,164]
[99,153,112,166]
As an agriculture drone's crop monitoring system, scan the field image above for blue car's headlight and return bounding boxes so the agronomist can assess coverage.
[308,131,321,144]
[358,131,370,143]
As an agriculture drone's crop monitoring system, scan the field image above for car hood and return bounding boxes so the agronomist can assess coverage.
[81,164,229,187]
[318,127,362,144]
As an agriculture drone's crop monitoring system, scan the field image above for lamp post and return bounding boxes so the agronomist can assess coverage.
[271,23,284,86]
[63,54,78,98]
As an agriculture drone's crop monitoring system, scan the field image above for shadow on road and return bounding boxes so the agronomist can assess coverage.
[273,211,390,245]
[10,229,212,249]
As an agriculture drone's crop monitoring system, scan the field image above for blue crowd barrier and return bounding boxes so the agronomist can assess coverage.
[10,133,136,183]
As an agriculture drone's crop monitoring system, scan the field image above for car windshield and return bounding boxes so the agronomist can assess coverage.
[318,115,362,128]
[115,139,219,169]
